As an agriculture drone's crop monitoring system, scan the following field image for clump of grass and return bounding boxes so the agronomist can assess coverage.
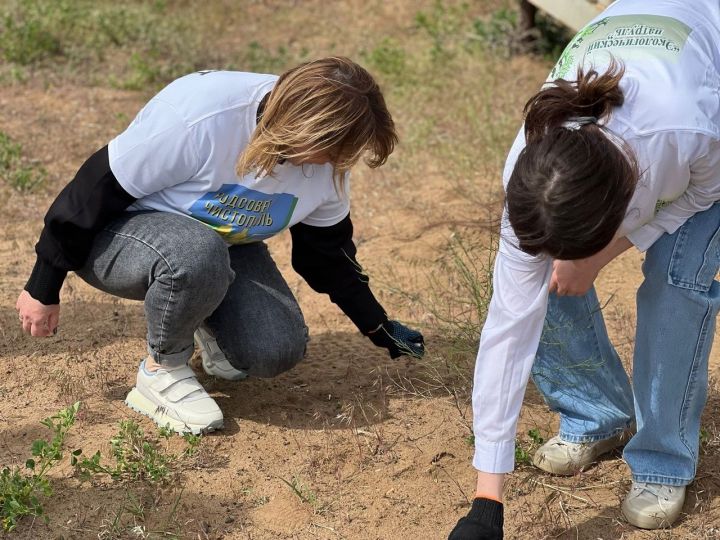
[0,402,80,532]
[414,0,470,59]
[0,131,45,192]
[74,421,202,484]
[361,38,407,80]
[243,41,297,74]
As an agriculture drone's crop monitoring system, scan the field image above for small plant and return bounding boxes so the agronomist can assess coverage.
[181,433,202,456]
[528,428,545,446]
[74,421,202,484]
[76,421,170,483]
[515,428,547,467]
[0,131,45,192]
[0,402,80,532]
[280,475,318,507]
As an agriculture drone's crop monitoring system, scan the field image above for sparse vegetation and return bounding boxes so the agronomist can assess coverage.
[0,130,45,192]
[74,421,202,484]
[4,0,714,538]
[0,402,79,532]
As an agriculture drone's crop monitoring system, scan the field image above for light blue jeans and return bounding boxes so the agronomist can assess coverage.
[532,203,720,486]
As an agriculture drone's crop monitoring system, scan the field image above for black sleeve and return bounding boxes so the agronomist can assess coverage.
[290,215,388,334]
[24,145,137,305]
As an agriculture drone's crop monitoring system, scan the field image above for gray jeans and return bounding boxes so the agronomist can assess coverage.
[77,211,308,375]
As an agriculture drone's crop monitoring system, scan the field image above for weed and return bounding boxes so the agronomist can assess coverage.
[0,402,80,532]
[0,131,45,192]
[515,428,546,467]
[74,420,201,484]
[181,433,202,456]
[515,443,533,466]
[528,428,545,446]
[279,475,331,514]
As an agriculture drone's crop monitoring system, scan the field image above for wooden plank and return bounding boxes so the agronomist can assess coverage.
[525,0,614,31]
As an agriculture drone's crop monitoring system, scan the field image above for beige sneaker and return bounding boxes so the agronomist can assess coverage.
[194,327,248,381]
[532,432,627,475]
[125,361,223,434]
[622,482,686,529]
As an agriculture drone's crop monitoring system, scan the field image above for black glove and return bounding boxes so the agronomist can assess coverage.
[366,320,425,359]
[448,498,503,540]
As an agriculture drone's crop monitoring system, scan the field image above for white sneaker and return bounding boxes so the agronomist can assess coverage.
[532,432,627,475]
[125,361,223,434]
[622,482,686,529]
[194,327,248,381]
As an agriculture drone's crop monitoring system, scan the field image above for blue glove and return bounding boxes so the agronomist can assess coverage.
[367,320,425,359]
[448,498,503,540]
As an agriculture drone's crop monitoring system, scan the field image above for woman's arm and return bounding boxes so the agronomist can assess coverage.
[289,215,424,358]
[26,146,136,305]
[17,146,137,336]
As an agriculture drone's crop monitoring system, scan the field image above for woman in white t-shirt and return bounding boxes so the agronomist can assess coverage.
[449,1,720,537]
[16,57,424,435]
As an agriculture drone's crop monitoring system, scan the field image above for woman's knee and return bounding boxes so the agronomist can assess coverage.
[229,326,308,378]
[170,231,234,296]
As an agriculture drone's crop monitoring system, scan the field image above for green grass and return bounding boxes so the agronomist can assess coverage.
[0,403,80,532]
[0,0,213,89]
[0,131,45,192]
[74,421,202,484]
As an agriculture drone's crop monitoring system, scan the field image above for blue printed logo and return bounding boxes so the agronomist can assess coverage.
[188,184,298,244]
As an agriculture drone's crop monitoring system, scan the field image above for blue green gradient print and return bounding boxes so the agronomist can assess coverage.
[551,15,691,79]
[189,185,298,244]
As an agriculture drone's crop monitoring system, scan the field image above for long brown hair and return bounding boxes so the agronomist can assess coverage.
[237,57,397,187]
[506,60,639,260]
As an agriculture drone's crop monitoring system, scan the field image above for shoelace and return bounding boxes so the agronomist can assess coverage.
[632,482,676,502]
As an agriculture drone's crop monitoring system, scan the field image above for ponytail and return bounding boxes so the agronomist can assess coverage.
[523,60,625,143]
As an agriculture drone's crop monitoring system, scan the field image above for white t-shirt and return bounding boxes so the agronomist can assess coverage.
[473,0,720,472]
[108,71,349,244]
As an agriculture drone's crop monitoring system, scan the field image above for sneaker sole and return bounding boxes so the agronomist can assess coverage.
[125,387,224,435]
[201,358,248,381]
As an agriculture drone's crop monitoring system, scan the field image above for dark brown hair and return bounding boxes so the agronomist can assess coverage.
[238,56,398,187]
[506,61,639,260]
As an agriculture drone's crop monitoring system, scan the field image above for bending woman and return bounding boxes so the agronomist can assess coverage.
[16,57,424,434]
[450,1,720,537]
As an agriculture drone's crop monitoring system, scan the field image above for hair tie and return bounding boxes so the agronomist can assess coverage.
[562,116,598,130]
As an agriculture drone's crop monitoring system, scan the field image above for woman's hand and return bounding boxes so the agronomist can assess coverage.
[549,258,602,296]
[549,236,633,296]
[16,290,60,337]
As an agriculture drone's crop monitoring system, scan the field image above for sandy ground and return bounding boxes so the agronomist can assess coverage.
[3,7,720,539]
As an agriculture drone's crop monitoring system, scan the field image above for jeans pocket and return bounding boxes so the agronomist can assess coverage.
[668,215,720,292]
